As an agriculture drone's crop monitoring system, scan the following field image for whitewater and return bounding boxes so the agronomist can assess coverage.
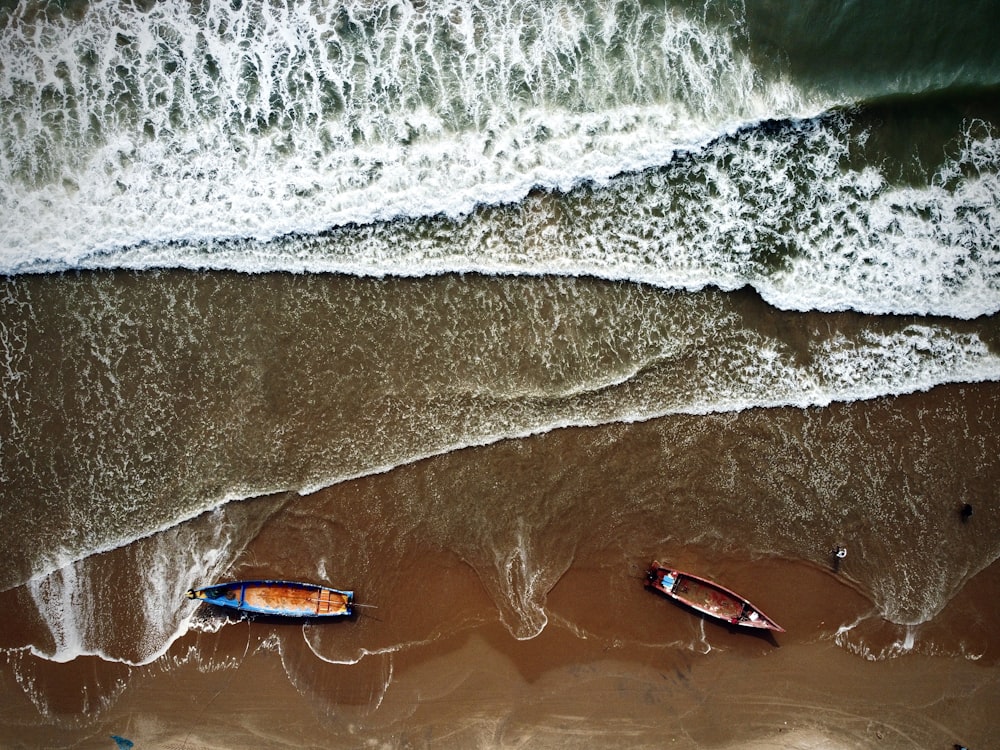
[2,0,997,317]
[0,0,808,259]
[3,0,1000,670]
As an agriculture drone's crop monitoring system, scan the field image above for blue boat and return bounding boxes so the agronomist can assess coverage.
[187,580,354,618]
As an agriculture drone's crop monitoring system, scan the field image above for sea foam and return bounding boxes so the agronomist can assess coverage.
[0,0,807,267]
[3,2,996,318]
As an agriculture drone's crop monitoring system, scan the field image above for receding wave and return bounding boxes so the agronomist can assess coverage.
[3,272,999,596]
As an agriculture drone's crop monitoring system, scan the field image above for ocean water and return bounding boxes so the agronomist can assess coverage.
[1,0,1000,736]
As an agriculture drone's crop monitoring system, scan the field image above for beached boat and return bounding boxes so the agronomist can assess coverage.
[186,580,354,618]
[645,561,784,632]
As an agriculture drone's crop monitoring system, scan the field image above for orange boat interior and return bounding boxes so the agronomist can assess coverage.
[242,584,350,615]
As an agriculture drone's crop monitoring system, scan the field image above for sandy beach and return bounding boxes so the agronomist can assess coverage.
[2,0,999,746]
[4,553,997,749]
[3,380,998,750]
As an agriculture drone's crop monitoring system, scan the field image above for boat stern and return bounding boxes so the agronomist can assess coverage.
[645,562,677,593]
[645,561,664,584]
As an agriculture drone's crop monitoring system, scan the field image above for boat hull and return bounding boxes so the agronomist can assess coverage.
[645,562,784,632]
[187,580,354,618]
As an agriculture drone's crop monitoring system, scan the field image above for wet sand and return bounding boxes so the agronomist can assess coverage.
[3,551,998,749]
[2,383,999,749]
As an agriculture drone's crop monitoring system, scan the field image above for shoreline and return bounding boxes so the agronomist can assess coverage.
[4,554,998,749]
[2,381,998,748]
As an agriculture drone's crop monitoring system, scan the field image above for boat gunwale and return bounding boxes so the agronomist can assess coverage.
[187,579,355,618]
[647,561,784,632]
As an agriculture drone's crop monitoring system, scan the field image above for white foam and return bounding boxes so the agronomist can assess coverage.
[302,633,441,667]
[468,527,557,640]
[0,0,815,269]
[25,561,92,664]
[692,619,713,655]
[18,508,250,666]
[835,623,920,662]
[10,316,1000,616]
[5,2,995,318]
[813,325,1000,403]
[14,111,991,322]
[758,120,1000,319]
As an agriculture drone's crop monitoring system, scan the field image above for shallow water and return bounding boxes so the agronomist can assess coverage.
[1,0,999,746]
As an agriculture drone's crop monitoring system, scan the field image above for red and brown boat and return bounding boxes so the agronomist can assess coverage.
[645,561,784,632]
